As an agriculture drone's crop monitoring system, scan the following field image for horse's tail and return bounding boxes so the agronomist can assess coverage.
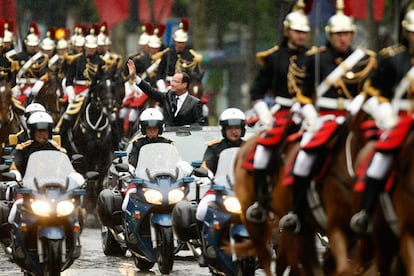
[221,240,257,257]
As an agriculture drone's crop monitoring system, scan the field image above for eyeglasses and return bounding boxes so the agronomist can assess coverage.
[171,79,183,84]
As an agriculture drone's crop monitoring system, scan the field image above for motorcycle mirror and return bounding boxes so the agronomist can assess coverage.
[191,160,202,168]
[1,172,16,181]
[193,167,209,178]
[85,171,99,180]
[115,163,129,173]
[0,164,10,173]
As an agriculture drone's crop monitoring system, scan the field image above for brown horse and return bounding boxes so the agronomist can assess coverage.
[361,117,414,275]
[0,80,23,156]
[189,71,204,100]
[234,106,374,275]
[32,76,63,122]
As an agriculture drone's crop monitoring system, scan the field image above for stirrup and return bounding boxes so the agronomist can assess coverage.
[279,212,301,234]
[246,202,266,224]
[350,210,371,235]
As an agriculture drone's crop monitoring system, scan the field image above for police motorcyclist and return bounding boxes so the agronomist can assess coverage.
[194,108,246,266]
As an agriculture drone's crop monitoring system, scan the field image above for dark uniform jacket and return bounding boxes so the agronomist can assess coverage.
[365,44,412,102]
[15,51,49,81]
[296,42,376,110]
[250,41,308,109]
[0,51,17,86]
[202,139,244,174]
[128,136,172,167]
[137,80,204,126]
[11,140,66,176]
[156,46,201,81]
[65,52,105,86]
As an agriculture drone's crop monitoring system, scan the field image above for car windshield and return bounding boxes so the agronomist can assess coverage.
[135,143,183,180]
[23,150,76,190]
[213,147,239,188]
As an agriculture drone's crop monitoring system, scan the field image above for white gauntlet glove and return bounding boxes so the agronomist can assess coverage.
[373,102,398,130]
[65,85,75,104]
[347,93,366,115]
[11,85,20,97]
[156,79,167,92]
[301,104,318,131]
[253,100,273,129]
[135,76,142,85]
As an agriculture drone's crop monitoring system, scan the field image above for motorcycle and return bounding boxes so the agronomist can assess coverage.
[175,147,257,276]
[4,150,87,276]
[97,143,194,274]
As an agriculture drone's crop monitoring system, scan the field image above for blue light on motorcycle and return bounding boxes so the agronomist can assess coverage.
[222,196,242,214]
[182,176,194,183]
[130,178,145,184]
[168,188,185,204]
[31,200,52,217]
[57,200,75,217]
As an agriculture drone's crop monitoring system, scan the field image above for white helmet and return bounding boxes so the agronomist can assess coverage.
[173,18,189,43]
[25,103,46,120]
[41,37,55,51]
[219,108,246,137]
[139,108,164,135]
[27,111,54,139]
[56,39,68,50]
[283,0,310,32]
[138,23,153,46]
[402,9,414,32]
[325,0,356,34]
[74,35,85,47]
[85,31,97,49]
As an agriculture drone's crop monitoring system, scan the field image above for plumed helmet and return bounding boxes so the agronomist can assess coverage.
[24,103,46,120]
[3,21,14,43]
[283,0,310,32]
[27,111,54,139]
[85,29,97,48]
[25,22,41,47]
[138,23,153,46]
[219,108,246,137]
[325,0,356,34]
[74,35,85,47]
[148,24,165,48]
[402,9,414,32]
[56,39,68,50]
[41,29,56,51]
[139,108,164,135]
[173,18,189,43]
[97,22,108,46]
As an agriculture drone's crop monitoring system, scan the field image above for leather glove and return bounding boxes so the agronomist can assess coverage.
[301,104,318,131]
[253,100,273,129]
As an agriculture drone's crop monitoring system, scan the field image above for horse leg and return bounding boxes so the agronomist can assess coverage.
[328,228,351,275]
[400,233,414,276]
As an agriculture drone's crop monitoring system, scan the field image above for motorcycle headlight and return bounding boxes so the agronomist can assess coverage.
[143,189,163,204]
[223,196,242,214]
[57,200,75,217]
[31,200,51,217]
[168,188,185,204]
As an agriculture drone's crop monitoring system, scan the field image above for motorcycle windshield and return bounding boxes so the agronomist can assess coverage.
[23,150,76,190]
[135,143,183,181]
[213,147,239,188]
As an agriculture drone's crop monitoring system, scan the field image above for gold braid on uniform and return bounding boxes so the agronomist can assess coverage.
[27,54,49,80]
[256,45,279,67]
[84,60,99,82]
[287,55,306,96]
[65,53,82,65]
[175,49,203,73]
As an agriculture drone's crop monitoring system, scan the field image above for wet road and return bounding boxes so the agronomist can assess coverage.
[0,216,269,275]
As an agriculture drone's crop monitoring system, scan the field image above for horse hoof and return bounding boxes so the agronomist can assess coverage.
[246,202,266,224]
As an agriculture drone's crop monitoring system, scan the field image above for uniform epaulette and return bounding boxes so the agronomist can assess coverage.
[151,48,170,61]
[378,44,405,58]
[256,45,279,66]
[206,139,221,147]
[65,53,82,65]
[306,46,323,56]
[50,139,67,153]
[189,49,203,63]
[15,140,33,150]
[7,57,19,72]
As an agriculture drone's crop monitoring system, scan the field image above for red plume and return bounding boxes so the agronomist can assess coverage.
[155,23,166,37]
[142,22,153,35]
[0,19,5,38]
[180,18,190,32]
[100,22,109,35]
[47,26,56,39]
[29,21,41,36]
[80,23,89,36]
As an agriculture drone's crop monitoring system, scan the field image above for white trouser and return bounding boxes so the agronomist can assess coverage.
[253,144,271,169]
[292,150,317,177]
[8,198,23,224]
[196,194,216,221]
[366,152,393,180]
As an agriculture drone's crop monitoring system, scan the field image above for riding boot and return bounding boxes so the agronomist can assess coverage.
[246,169,269,224]
[195,220,207,267]
[278,175,309,234]
[350,177,384,235]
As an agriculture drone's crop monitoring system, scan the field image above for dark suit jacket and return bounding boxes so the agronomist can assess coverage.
[137,80,204,126]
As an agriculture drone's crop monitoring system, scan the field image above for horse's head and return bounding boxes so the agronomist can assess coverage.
[32,78,62,122]
[188,71,204,99]
[0,80,12,128]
